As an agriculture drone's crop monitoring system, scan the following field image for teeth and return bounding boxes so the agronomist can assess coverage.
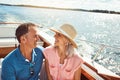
[55,40,58,42]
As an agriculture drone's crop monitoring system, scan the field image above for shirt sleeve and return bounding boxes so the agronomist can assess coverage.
[36,46,45,59]
[1,61,16,80]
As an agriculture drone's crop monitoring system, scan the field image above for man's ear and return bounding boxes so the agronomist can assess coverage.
[20,36,26,43]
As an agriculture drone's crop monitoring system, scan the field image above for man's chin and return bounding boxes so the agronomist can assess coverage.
[33,45,37,48]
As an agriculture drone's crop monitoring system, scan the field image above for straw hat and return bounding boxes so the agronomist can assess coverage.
[50,24,77,48]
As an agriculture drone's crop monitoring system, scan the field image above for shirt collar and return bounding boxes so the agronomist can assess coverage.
[16,47,37,63]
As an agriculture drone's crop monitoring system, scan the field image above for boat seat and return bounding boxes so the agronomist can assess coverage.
[0,68,1,80]
[0,58,3,80]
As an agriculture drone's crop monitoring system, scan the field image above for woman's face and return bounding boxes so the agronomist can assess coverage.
[54,32,68,47]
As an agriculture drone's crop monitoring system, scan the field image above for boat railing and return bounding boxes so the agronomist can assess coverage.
[77,38,120,60]
[76,38,120,78]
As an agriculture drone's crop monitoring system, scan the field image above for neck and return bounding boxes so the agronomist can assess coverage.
[57,45,64,54]
[20,45,33,61]
[56,47,67,64]
[56,46,66,58]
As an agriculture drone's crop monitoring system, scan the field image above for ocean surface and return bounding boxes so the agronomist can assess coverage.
[0,0,120,12]
[0,4,120,76]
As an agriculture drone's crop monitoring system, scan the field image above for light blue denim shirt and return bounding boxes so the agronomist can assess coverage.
[1,46,44,80]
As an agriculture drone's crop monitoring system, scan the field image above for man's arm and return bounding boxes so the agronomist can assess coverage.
[1,61,16,80]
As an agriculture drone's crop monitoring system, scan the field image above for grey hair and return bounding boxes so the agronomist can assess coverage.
[66,43,75,57]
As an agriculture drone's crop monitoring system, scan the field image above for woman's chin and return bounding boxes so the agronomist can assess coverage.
[54,43,58,47]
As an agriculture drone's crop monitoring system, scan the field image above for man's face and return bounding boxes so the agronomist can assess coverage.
[24,26,40,49]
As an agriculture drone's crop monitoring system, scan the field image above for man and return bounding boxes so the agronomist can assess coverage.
[1,22,44,80]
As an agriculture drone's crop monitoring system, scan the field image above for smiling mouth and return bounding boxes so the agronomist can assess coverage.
[36,41,44,46]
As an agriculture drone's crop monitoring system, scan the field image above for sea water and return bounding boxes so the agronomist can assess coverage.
[0,4,120,75]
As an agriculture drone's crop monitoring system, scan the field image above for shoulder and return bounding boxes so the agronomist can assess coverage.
[43,45,54,52]
[34,46,44,53]
[34,46,44,58]
[72,49,84,63]
[70,54,84,65]
[2,48,18,65]
[65,54,84,71]
[3,48,18,60]
[35,46,44,50]
[43,45,55,58]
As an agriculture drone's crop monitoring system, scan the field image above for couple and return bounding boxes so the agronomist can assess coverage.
[1,22,84,80]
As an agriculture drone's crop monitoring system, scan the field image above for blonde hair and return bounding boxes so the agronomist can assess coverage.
[66,43,75,57]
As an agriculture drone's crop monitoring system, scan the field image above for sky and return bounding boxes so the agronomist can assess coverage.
[0,0,120,11]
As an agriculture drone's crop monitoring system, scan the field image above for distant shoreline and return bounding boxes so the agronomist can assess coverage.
[0,3,120,15]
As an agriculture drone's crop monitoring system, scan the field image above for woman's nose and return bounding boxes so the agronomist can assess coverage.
[54,34,57,38]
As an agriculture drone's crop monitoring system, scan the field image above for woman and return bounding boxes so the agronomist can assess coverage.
[43,24,84,80]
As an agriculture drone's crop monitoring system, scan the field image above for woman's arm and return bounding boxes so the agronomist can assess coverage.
[74,67,81,80]
[45,59,53,80]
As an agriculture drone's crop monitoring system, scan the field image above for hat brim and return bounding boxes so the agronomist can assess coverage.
[50,28,77,48]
